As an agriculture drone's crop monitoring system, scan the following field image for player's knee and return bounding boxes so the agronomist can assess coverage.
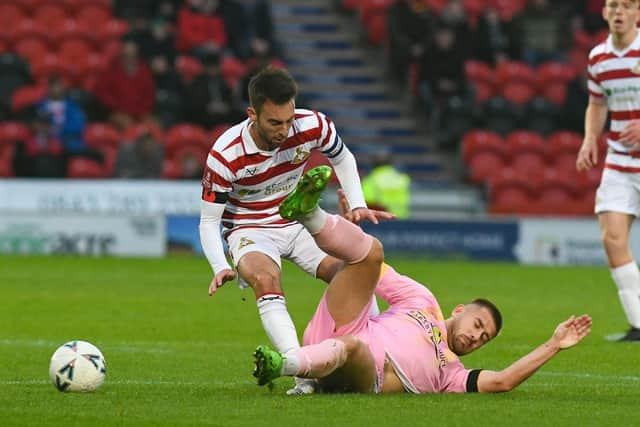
[365,238,384,267]
[601,228,628,251]
[248,270,282,295]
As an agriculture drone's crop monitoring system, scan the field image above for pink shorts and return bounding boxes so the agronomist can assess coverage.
[302,292,383,392]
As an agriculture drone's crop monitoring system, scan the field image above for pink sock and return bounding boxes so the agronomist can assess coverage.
[293,339,348,378]
[313,214,373,264]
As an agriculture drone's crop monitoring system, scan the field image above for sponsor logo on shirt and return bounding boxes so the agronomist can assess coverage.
[264,175,297,196]
[291,147,310,164]
[238,237,255,249]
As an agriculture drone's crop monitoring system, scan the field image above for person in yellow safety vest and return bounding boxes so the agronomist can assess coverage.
[362,162,411,219]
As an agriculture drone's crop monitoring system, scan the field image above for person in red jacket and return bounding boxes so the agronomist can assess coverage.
[94,37,157,131]
[177,0,228,58]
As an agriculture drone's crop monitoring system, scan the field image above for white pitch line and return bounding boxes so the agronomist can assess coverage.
[0,379,237,386]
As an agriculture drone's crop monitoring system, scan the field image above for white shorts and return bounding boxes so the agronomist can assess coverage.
[595,156,640,217]
[226,224,328,288]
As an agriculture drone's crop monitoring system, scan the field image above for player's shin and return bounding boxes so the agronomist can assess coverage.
[611,261,640,328]
[312,214,373,264]
[257,294,300,354]
[282,338,348,378]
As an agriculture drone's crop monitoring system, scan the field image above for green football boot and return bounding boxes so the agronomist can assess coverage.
[252,345,284,387]
[279,166,332,220]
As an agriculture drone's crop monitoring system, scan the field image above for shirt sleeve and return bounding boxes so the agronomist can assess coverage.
[587,63,604,99]
[442,360,478,393]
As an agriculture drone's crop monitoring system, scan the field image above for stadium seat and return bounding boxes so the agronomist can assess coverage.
[0,121,31,144]
[490,0,526,20]
[67,156,106,178]
[84,122,122,149]
[210,123,232,143]
[505,130,547,171]
[548,131,582,170]
[465,60,495,87]
[75,3,112,29]
[489,167,542,215]
[538,168,581,215]
[10,83,46,113]
[57,37,94,83]
[500,81,536,105]
[65,0,112,15]
[123,122,165,144]
[31,53,74,85]
[221,55,248,89]
[462,130,506,183]
[162,158,183,179]
[33,4,69,32]
[0,3,26,40]
[0,142,15,177]
[536,61,576,89]
[540,82,568,106]
[13,34,50,66]
[94,19,129,47]
[495,61,536,88]
[364,11,388,45]
[165,124,209,162]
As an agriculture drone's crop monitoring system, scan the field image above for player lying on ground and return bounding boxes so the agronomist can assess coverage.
[253,166,592,393]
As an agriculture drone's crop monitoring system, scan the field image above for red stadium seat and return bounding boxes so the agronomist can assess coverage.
[11,83,46,112]
[489,167,542,215]
[165,124,209,160]
[490,0,526,20]
[33,4,69,32]
[30,53,74,85]
[92,19,129,47]
[537,61,576,90]
[500,81,536,105]
[67,156,106,178]
[472,80,494,103]
[425,0,448,14]
[462,130,506,183]
[364,11,388,45]
[495,60,536,88]
[540,82,567,106]
[75,3,112,29]
[548,131,582,170]
[57,37,94,82]
[538,168,581,215]
[0,121,31,144]
[0,4,26,40]
[123,122,165,144]
[84,123,122,149]
[210,123,232,143]
[0,143,16,177]
[13,34,50,66]
[505,130,547,171]
[51,19,95,47]
[221,55,248,89]
[175,55,203,83]
[65,0,112,15]
[465,60,495,87]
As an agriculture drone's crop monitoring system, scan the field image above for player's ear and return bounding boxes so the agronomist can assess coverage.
[247,106,257,121]
[451,304,465,316]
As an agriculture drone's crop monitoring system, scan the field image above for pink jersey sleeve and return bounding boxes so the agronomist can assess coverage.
[442,359,477,393]
[375,264,432,310]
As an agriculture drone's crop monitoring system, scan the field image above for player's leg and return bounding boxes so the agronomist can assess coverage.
[253,335,377,393]
[228,231,300,354]
[596,168,640,340]
[280,166,383,328]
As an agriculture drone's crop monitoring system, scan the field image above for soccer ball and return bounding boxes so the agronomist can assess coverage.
[49,340,106,392]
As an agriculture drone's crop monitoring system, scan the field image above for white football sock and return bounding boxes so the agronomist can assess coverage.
[300,207,328,235]
[610,261,640,329]
[257,294,300,354]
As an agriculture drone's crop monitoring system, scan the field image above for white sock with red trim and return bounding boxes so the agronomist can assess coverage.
[257,293,300,354]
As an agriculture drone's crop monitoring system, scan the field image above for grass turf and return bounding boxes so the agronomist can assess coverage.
[1,255,638,426]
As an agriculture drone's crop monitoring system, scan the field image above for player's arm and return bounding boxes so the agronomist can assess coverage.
[199,188,236,295]
[577,99,608,172]
[476,315,592,393]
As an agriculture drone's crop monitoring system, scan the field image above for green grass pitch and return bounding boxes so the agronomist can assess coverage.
[1,254,638,426]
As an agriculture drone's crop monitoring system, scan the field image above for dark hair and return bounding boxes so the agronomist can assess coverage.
[248,67,297,114]
[471,298,502,335]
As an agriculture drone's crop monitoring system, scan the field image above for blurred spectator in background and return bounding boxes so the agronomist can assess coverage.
[13,110,66,178]
[583,0,609,34]
[563,68,589,134]
[177,0,228,59]
[239,39,286,104]
[137,18,178,66]
[228,0,279,59]
[362,152,411,219]
[473,7,513,66]
[510,0,569,66]
[94,38,157,131]
[113,131,163,178]
[183,51,242,128]
[387,0,434,86]
[179,151,204,179]
[418,24,469,128]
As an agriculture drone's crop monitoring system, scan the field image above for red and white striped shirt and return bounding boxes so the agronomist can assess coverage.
[202,108,356,236]
[588,32,640,152]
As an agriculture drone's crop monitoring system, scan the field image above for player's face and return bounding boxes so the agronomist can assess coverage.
[247,99,295,150]
[448,305,498,356]
[603,0,640,36]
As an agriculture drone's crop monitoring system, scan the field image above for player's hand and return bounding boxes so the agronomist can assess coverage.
[550,315,592,349]
[208,269,236,296]
[576,140,599,172]
[337,189,396,224]
[620,120,640,147]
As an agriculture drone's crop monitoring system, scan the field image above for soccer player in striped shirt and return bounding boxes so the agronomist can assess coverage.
[199,68,393,393]
[253,166,592,393]
[577,0,640,341]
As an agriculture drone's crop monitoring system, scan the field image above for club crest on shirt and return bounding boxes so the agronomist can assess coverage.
[238,237,255,249]
[291,147,310,164]
[632,60,640,74]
